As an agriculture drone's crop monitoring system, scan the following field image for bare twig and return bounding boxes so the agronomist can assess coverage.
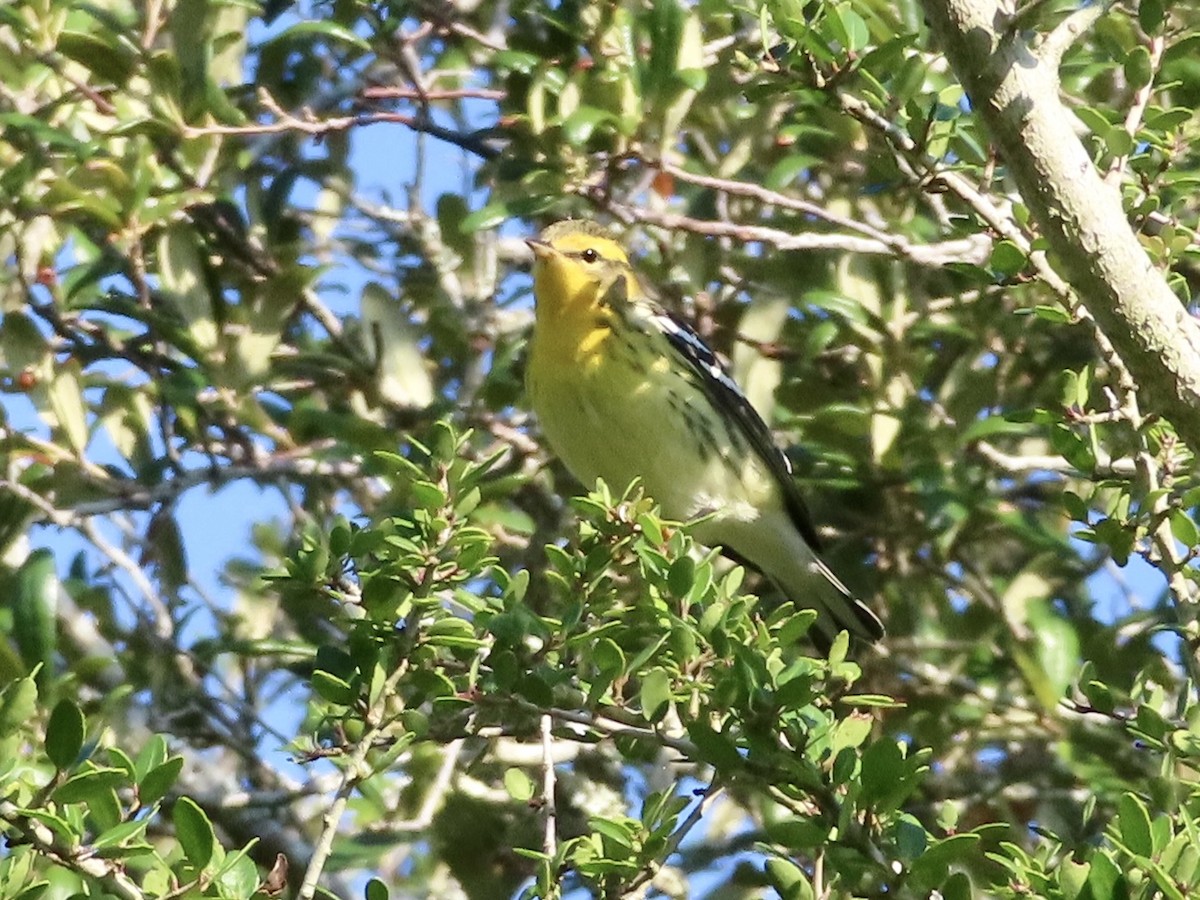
[600,202,991,267]
[1039,2,1111,69]
[0,802,151,900]
[390,740,463,832]
[544,706,697,758]
[540,714,557,863]
[296,662,412,900]
[973,440,1139,478]
[624,780,724,894]
[3,450,363,520]
[630,156,994,266]
[360,86,505,102]
[181,89,500,159]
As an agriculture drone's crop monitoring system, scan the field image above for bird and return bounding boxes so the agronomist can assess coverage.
[524,219,884,648]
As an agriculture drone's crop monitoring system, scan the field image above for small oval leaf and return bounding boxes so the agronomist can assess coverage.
[45,699,84,769]
[173,796,216,869]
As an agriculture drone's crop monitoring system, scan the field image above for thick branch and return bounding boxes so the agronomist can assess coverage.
[918,0,1200,451]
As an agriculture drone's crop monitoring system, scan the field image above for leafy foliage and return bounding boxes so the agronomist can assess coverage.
[1,0,1199,898]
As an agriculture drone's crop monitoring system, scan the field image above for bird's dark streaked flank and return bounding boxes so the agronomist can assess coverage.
[525,220,883,647]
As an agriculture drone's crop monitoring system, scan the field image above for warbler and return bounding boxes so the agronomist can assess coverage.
[525,220,883,647]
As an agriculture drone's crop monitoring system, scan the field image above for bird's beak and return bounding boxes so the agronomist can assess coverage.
[525,238,555,260]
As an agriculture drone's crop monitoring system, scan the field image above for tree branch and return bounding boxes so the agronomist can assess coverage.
[0,802,150,900]
[918,0,1200,457]
[600,202,991,267]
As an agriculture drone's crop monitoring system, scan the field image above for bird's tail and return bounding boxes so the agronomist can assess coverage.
[759,532,882,652]
[800,556,884,653]
[715,516,884,652]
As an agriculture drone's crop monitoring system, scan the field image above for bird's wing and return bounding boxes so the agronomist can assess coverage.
[642,304,826,554]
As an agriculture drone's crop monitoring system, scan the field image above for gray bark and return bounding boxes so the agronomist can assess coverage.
[919,0,1200,450]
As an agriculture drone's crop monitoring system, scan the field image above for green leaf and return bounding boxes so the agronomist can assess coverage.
[173,796,216,869]
[667,555,695,597]
[686,721,743,769]
[1169,510,1199,549]
[639,668,672,720]
[1088,850,1120,899]
[593,638,626,677]
[134,734,168,781]
[830,713,873,757]
[1145,107,1191,131]
[53,768,129,804]
[778,608,818,645]
[1081,679,1115,714]
[942,872,973,900]
[158,225,218,354]
[1170,728,1200,759]
[826,630,849,666]
[92,817,152,850]
[561,107,614,145]
[56,31,136,85]
[0,677,38,738]
[267,19,371,51]
[215,847,261,897]
[460,202,508,234]
[1025,304,1073,323]
[909,833,982,884]
[990,240,1027,276]
[766,818,829,849]
[1117,792,1153,857]
[765,856,814,900]
[860,739,903,807]
[895,813,928,860]
[426,616,486,649]
[1124,46,1153,90]
[311,670,358,706]
[1058,859,1090,899]
[589,816,636,850]
[139,756,184,805]
[838,694,904,708]
[13,549,57,684]
[504,768,535,802]
[1030,603,1080,702]
[45,699,84,770]
[409,480,447,509]
[828,4,869,52]
[365,878,390,900]
[1139,0,1164,33]
[765,153,820,191]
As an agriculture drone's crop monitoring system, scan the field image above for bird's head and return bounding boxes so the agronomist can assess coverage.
[526,221,632,316]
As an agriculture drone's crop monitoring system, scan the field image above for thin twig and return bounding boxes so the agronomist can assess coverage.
[296,662,412,900]
[0,802,152,900]
[600,202,991,267]
[181,89,500,159]
[540,714,557,863]
[1039,2,1111,69]
[2,450,362,520]
[360,86,505,101]
[973,440,1139,478]
[392,740,463,832]
[545,706,697,758]
[625,780,724,894]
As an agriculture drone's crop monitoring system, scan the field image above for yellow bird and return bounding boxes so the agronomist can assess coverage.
[525,220,883,648]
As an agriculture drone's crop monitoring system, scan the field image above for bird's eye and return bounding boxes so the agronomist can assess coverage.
[581,248,599,263]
